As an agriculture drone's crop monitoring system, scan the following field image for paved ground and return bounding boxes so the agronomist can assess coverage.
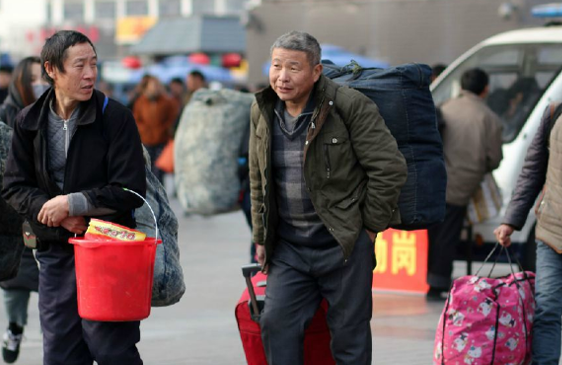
[0,197,522,364]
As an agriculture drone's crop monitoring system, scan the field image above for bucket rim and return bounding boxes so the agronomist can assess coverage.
[69,237,162,247]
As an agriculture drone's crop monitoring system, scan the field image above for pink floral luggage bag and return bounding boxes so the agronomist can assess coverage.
[434,246,535,365]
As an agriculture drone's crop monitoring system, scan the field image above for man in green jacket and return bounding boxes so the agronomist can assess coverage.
[249,31,407,364]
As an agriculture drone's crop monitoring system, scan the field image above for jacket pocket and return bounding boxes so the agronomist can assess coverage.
[335,180,367,210]
[322,134,349,179]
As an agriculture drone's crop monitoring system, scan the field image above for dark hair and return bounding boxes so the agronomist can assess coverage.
[170,77,184,85]
[431,63,447,79]
[40,30,96,86]
[0,65,14,74]
[461,68,489,95]
[140,74,158,92]
[12,56,42,106]
[189,70,206,82]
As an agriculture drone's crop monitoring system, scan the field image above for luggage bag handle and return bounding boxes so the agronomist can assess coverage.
[241,263,263,322]
[474,242,529,279]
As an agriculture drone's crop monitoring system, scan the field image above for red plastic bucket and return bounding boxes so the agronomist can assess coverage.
[69,237,161,321]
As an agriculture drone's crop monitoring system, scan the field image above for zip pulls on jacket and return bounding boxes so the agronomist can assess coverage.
[63,119,70,157]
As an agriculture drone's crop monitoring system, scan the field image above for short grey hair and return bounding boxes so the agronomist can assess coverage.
[270,31,322,67]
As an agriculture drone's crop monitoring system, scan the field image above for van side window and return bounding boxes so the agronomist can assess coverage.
[432,44,562,143]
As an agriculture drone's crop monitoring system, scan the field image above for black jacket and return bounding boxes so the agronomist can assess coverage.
[1,88,146,246]
[502,106,552,229]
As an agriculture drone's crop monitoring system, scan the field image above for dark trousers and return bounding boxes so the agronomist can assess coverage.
[145,143,165,183]
[35,244,142,365]
[427,203,467,289]
[260,230,374,365]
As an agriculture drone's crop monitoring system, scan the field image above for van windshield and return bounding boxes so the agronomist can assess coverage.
[432,43,562,142]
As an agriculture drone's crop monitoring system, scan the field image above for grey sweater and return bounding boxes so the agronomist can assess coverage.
[271,99,334,247]
[47,101,114,217]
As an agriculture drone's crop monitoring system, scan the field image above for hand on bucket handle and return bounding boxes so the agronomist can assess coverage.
[122,188,159,244]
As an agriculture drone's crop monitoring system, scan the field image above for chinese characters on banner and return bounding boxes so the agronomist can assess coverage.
[372,229,429,294]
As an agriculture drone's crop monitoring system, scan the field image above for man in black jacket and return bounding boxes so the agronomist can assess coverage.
[2,31,146,365]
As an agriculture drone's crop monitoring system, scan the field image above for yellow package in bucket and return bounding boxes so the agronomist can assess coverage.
[85,218,146,241]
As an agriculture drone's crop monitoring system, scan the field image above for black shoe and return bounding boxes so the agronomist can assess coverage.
[2,325,23,364]
[426,287,448,301]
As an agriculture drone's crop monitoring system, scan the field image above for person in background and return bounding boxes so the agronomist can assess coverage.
[133,75,178,183]
[0,56,49,364]
[431,63,447,83]
[168,77,186,108]
[96,80,114,99]
[0,65,13,104]
[0,57,50,127]
[494,101,562,364]
[426,68,503,300]
[186,70,206,102]
[126,74,150,110]
[2,30,147,365]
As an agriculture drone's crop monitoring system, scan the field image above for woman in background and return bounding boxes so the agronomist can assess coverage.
[0,56,49,364]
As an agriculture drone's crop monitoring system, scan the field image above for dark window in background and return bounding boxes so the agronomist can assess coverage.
[432,44,562,143]
[63,1,85,21]
[126,0,148,16]
[192,0,215,15]
[95,0,116,19]
[159,0,181,17]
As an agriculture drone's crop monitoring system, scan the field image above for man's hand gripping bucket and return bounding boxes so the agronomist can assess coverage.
[69,189,162,322]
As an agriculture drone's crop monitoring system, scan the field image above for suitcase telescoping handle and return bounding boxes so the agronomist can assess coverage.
[241,263,262,322]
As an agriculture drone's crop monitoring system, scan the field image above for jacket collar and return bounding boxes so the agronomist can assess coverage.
[459,90,485,104]
[20,88,102,131]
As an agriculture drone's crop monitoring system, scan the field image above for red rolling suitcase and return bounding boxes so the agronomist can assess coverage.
[235,264,335,365]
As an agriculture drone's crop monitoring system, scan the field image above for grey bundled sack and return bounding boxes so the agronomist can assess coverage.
[175,88,255,214]
[135,148,186,307]
[0,121,24,281]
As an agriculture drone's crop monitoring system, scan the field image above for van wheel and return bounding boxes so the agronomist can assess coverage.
[521,226,536,272]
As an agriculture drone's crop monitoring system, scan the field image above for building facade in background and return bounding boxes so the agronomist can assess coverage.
[245,0,554,83]
[0,0,251,63]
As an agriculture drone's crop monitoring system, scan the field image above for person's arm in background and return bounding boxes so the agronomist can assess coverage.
[494,106,551,246]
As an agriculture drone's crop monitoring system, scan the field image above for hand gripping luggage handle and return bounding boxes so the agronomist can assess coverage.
[241,263,262,322]
[122,188,159,243]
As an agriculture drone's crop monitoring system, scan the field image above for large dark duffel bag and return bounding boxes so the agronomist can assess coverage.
[323,61,446,230]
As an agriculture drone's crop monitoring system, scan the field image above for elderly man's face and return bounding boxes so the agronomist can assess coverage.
[46,42,97,102]
[269,48,322,109]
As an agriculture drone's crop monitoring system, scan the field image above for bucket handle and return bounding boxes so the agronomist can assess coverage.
[123,188,159,244]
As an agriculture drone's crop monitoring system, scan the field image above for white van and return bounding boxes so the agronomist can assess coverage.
[430,23,562,270]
